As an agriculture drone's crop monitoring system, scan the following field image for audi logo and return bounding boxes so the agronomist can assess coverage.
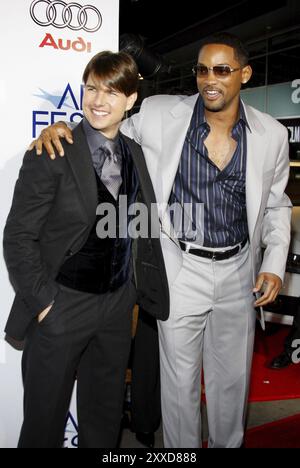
[30,0,102,32]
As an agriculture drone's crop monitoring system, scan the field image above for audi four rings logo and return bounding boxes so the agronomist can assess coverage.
[30,0,102,32]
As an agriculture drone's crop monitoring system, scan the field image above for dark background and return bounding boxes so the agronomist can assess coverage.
[119,0,300,93]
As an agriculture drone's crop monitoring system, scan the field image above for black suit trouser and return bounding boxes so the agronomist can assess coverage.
[130,308,161,433]
[18,279,136,448]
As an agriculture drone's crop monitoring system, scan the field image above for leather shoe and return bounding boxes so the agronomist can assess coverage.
[135,431,155,448]
[269,351,293,369]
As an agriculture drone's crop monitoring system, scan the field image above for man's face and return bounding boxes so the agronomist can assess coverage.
[196,44,252,113]
[83,73,137,139]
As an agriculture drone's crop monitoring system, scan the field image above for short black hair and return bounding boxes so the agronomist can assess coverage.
[83,51,139,96]
[198,32,249,66]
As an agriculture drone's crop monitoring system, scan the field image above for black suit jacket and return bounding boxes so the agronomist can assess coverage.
[3,122,169,340]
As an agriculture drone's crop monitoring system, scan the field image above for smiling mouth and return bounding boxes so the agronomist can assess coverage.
[92,109,109,116]
[203,89,223,100]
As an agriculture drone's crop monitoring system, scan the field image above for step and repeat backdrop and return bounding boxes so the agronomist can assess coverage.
[0,0,119,448]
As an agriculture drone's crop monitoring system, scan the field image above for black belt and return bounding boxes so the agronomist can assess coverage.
[179,238,247,261]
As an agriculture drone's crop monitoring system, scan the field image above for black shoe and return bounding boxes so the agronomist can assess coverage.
[269,351,293,369]
[135,431,155,448]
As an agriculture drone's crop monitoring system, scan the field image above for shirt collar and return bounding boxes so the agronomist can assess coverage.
[239,102,251,131]
[82,117,120,155]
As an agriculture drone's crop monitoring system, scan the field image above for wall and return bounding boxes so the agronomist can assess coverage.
[241,80,300,118]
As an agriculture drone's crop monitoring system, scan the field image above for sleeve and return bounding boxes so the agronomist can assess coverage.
[259,129,293,281]
[3,150,60,317]
[121,98,149,144]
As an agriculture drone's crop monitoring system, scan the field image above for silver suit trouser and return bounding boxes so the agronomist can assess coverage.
[158,243,256,448]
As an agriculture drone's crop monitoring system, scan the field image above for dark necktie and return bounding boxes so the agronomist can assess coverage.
[97,140,122,200]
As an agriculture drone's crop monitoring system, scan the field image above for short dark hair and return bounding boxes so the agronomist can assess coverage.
[198,32,249,66]
[82,51,139,96]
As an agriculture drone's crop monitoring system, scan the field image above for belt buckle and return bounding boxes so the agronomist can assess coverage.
[212,252,217,261]
[180,242,190,254]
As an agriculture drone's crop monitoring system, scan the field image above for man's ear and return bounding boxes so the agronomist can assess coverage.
[241,65,252,85]
[125,92,138,111]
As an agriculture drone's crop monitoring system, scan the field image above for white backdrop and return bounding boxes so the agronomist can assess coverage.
[0,0,119,448]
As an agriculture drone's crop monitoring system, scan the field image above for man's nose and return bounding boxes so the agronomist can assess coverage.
[94,91,107,105]
[205,69,218,82]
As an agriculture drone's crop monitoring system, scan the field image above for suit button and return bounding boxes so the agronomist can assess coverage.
[67,249,73,256]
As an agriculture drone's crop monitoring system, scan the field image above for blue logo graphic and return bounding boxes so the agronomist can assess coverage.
[64,411,78,448]
[32,83,84,137]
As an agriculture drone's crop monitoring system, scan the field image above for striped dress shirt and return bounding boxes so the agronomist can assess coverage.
[169,96,250,248]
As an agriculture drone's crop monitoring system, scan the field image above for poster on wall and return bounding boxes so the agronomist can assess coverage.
[278,118,300,161]
[0,0,119,448]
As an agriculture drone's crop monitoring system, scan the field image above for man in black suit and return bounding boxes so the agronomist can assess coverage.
[3,51,169,448]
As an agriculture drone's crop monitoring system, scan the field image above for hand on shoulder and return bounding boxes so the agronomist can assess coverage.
[28,122,73,160]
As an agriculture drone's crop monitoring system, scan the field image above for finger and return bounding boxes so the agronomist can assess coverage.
[255,294,271,307]
[255,295,266,307]
[52,137,65,157]
[269,287,281,304]
[267,291,278,305]
[256,295,275,307]
[253,275,265,293]
[254,283,273,306]
[28,140,36,151]
[255,284,278,307]
[36,138,44,156]
[43,139,56,160]
[65,131,74,144]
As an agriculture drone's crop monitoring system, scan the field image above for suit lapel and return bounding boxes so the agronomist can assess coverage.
[161,95,198,209]
[65,122,98,225]
[123,134,155,206]
[244,103,268,240]
[156,95,196,242]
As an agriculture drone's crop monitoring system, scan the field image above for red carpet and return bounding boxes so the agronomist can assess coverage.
[245,414,300,448]
[248,324,300,402]
[203,414,300,448]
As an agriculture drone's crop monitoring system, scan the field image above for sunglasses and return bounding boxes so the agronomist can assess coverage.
[192,64,241,77]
